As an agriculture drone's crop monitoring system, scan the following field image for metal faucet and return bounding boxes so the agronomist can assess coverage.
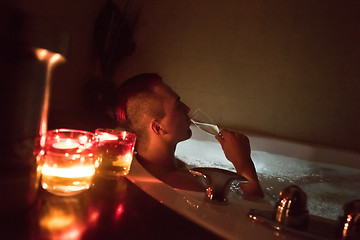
[189,167,248,204]
[337,199,360,240]
[247,185,360,239]
[273,185,309,229]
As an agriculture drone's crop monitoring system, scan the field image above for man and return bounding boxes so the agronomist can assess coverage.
[115,73,263,197]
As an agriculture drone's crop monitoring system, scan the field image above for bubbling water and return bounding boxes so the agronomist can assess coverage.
[176,139,360,220]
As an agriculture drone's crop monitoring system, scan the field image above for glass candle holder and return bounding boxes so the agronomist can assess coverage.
[40,129,96,196]
[94,128,136,178]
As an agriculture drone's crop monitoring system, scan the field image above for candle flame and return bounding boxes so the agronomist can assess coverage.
[99,133,118,141]
[53,141,79,149]
[78,135,88,144]
[121,131,127,140]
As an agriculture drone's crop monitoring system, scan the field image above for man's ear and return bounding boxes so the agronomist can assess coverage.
[151,120,167,135]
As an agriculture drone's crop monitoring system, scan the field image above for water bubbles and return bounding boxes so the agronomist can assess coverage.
[175,137,360,220]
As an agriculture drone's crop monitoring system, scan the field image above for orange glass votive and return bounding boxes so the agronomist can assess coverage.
[94,128,136,178]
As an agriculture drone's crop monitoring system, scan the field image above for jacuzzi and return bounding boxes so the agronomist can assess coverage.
[126,125,360,239]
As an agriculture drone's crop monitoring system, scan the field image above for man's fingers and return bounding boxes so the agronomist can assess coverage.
[215,132,225,145]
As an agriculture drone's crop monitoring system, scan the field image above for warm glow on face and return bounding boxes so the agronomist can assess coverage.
[42,164,95,178]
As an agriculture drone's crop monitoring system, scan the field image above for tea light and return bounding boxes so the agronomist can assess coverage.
[53,139,79,149]
[94,128,136,178]
[98,133,118,141]
[41,129,96,196]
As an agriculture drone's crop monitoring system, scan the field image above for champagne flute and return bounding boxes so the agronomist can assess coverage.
[190,108,220,136]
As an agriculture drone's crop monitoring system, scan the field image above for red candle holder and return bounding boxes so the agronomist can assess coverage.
[94,128,136,178]
[40,129,96,196]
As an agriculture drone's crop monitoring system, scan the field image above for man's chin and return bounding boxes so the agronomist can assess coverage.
[187,128,192,138]
[185,128,192,140]
[179,128,192,142]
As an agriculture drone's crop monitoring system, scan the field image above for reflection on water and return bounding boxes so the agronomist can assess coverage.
[253,151,360,221]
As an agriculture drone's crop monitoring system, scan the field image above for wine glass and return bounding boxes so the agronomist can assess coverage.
[190,108,220,136]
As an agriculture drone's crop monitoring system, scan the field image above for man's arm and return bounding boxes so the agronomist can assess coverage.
[215,129,264,198]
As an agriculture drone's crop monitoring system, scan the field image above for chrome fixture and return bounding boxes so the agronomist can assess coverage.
[189,167,248,204]
[337,199,360,240]
[248,185,340,239]
[273,185,309,229]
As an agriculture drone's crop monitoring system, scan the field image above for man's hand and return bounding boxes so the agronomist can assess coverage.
[215,129,264,198]
[215,129,251,168]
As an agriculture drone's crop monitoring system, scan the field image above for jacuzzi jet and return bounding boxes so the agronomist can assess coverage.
[273,185,309,230]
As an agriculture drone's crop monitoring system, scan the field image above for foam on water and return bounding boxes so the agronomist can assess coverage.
[176,138,360,220]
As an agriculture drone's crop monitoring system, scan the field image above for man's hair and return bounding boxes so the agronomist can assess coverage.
[115,73,164,145]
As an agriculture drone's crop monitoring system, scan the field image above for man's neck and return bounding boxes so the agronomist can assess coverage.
[136,140,178,171]
[135,139,205,192]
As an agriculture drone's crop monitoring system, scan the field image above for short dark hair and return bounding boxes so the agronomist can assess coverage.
[115,73,164,143]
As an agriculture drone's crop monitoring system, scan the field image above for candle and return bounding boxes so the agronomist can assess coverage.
[94,128,136,178]
[53,139,79,149]
[41,129,96,196]
[98,133,118,141]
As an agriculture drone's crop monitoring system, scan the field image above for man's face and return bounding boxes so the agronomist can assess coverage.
[153,83,192,143]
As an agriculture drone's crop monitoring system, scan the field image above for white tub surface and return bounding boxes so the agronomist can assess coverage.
[176,125,360,220]
[126,125,360,239]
